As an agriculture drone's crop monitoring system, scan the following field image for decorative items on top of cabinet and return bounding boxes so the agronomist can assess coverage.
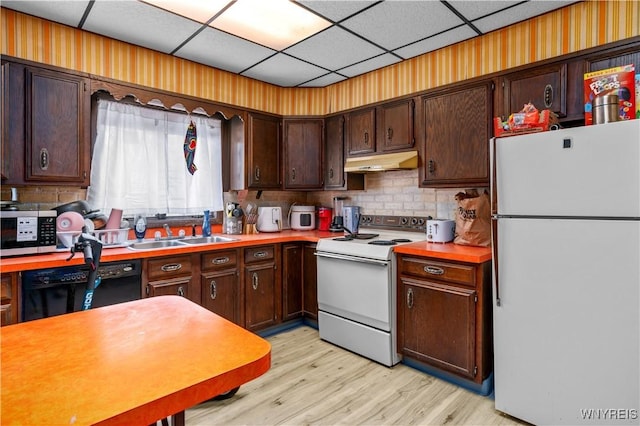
[376,98,415,152]
[1,273,18,326]
[302,243,318,321]
[143,254,197,301]
[420,81,493,188]
[200,249,241,326]
[243,245,281,332]
[282,243,303,321]
[283,118,324,190]
[247,112,281,190]
[397,255,492,386]
[324,114,364,191]
[1,57,90,186]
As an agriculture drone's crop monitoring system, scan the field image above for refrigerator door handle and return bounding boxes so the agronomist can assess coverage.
[491,216,501,306]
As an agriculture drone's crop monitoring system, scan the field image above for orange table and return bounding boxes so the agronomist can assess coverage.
[1,296,271,425]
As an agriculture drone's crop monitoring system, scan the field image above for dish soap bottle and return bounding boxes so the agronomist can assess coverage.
[202,210,211,237]
[133,214,147,240]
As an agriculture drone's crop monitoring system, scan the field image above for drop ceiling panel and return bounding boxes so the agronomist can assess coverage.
[299,72,347,88]
[241,53,328,87]
[340,1,464,51]
[394,25,478,60]
[339,53,402,78]
[175,27,275,74]
[1,0,90,27]
[473,1,578,34]
[285,26,386,71]
[82,1,203,54]
[446,0,522,21]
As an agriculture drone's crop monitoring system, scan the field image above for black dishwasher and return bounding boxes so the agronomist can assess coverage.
[21,260,142,322]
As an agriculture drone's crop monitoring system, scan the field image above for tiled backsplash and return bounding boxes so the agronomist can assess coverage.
[3,171,485,224]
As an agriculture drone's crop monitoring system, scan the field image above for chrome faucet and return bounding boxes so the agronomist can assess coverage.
[162,224,173,238]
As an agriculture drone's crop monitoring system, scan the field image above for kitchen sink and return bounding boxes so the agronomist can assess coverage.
[127,235,239,250]
[128,240,188,250]
[179,236,239,244]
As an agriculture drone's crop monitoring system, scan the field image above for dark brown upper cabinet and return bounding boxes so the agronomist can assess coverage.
[283,118,324,190]
[376,98,415,152]
[324,114,364,191]
[347,107,376,156]
[247,112,281,190]
[420,81,493,188]
[503,62,568,119]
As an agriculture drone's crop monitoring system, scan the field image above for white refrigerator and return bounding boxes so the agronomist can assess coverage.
[491,119,640,425]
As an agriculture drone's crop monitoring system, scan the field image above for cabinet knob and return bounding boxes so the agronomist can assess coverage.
[40,148,49,170]
[364,131,369,145]
[329,167,334,179]
[255,166,261,181]
[387,127,393,140]
[406,288,414,309]
[177,286,185,297]
[428,159,435,175]
[291,168,296,181]
[544,84,553,108]
[252,272,259,290]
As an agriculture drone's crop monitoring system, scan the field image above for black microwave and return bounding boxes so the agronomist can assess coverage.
[0,210,57,257]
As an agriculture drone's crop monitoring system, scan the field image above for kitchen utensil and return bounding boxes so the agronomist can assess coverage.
[426,219,456,243]
[289,205,316,231]
[593,94,619,124]
[53,200,99,217]
[256,207,282,232]
[57,211,85,233]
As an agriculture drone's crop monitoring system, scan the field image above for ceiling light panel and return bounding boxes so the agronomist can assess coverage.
[83,1,203,54]
[296,0,377,22]
[141,0,230,24]
[341,1,463,51]
[211,0,332,51]
[285,26,385,71]
[175,26,275,73]
[242,53,328,87]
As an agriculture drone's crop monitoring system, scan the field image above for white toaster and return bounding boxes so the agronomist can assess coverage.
[426,219,455,243]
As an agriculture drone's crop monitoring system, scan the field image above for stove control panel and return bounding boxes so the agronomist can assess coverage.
[359,215,431,232]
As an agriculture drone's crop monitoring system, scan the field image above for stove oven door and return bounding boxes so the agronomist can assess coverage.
[316,252,392,331]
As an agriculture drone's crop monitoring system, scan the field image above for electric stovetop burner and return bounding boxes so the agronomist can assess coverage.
[368,240,396,246]
[333,233,380,241]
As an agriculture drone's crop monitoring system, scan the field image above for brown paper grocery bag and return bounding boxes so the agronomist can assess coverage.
[454,190,491,247]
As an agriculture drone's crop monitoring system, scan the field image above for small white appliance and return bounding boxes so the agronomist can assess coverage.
[256,207,282,232]
[426,219,455,243]
[289,205,315,231]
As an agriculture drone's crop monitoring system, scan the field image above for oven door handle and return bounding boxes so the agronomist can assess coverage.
[315,251,389,267]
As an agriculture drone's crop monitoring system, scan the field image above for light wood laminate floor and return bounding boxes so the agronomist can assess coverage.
[186,326,527,425]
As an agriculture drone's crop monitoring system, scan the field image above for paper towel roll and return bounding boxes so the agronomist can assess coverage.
[57,211,84,232]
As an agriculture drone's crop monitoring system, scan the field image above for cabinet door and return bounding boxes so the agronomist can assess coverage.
[247,113,281,189]
[302,243,318,320]
[324,115,364,191]
[401,278,477,379]
[348,108,375,155]
[503,63,567,118]
[1,273,17,326]
[25,66,90,184]
[282,243,303,321]
[377,98,415,152]
[147,277,191,298]
[201,269,240,325]
[283,119,323,189]
[244,262,278,332]
[421,82,492,187]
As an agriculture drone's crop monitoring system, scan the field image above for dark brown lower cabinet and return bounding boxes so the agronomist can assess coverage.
[398,255,492,384]
[302,243,318,320]
[200,249,241,325]
[282,243,303,321]
[244,245,280,332]
[144,254,195,300]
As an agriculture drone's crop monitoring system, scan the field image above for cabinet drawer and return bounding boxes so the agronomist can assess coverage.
[400,256,476,287]
[244,245,275,264]
[202,249,238,271]
[146,255,193,280]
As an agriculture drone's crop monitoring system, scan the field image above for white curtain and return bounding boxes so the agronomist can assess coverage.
[87,99,223,216]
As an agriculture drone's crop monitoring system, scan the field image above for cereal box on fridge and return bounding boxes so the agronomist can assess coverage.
[583,64,636,125]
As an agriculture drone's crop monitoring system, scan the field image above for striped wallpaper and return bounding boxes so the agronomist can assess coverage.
[1,1,638,116]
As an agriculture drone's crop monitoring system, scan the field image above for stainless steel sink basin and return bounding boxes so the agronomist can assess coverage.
[127,235,239,250]
[128,240,188,250]
[179,236,239,244]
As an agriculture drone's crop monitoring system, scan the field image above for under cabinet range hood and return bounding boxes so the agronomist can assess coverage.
[344,151,418,173]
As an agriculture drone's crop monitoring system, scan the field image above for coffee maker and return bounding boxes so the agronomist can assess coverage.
[329,196,348,232]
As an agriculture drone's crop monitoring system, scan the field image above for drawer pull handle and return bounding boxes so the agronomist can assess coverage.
[424,266,444,275]
[212,256,230,265]
[210,281,217,299]
[253,251,267,258]
[252,272,259,290]
[161,263,182,272]
[407,288,414,309]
